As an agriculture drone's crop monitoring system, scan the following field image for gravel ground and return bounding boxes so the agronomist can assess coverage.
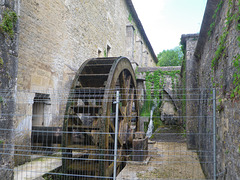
[117,126,206,180]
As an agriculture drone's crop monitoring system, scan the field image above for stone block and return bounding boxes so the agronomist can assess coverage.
[134,131,145,139]
[132,137,148,162]
[31,75,42,86]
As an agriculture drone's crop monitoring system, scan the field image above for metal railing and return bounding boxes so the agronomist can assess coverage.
[0,88,216,179]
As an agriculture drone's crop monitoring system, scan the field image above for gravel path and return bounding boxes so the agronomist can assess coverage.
[117,126,206,180]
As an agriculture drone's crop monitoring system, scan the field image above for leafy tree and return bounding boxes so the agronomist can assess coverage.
[157,46,184,66]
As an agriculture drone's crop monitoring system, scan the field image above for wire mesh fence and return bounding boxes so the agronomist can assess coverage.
[0,88,216,179]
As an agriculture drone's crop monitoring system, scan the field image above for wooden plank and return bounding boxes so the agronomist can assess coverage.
[74,87,105,94]
[88,58,116,64]
[79,74,109,77]
[67,125,100,130]
[109,122,123,147]
[106,156,124,177]
[71,105,101,113]
[86,64,113,67]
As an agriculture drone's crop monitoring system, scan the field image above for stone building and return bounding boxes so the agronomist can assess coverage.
[0,0,157,178]
[181,0,240,179]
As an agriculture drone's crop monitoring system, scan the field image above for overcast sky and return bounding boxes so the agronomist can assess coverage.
[132,0,208,54]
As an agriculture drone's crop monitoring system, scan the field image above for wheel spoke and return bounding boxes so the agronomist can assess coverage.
[119,71,128,106]
[118,105,125,116]
[125,74,132,95]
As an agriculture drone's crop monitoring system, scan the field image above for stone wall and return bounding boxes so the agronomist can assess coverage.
[180,34,199,149]
[17,0,157,91]
[12,0,157,166]
[0,0,19,179]
[181,0,240,179]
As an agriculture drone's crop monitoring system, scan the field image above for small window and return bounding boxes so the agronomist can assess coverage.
[98,49,102,57]
[107,45,111,57]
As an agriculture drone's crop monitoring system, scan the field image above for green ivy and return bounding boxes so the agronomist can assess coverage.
[210,0,240,99]
[0,58,3,66]
[211,0,235,90]
[128,13,133,23]
[104,49,107,57]
[208,0,224,37]
[144,69,180,103]
[211,0,234,69]
[231,0,240,98]
[141,69,180,131]
[0,9,18,38]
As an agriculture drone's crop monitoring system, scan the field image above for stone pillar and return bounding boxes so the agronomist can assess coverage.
[143,50,148,67]
[126,25,135,62]
[136,39,143,66]
[0,0,20,179]
[181,34,199,150]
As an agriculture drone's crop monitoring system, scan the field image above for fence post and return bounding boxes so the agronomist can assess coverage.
[113,91,119,180]
[213,88,216,180]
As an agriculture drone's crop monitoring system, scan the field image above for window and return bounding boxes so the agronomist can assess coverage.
[107,44,111,57]
[98,48,102,57]
[32,93,51,126]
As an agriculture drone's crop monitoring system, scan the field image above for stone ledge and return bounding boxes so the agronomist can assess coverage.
[138,66,181,73]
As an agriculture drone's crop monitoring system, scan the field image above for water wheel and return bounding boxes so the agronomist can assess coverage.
[63,57,139,179]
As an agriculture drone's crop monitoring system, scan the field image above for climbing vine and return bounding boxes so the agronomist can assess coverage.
[144,69,180,103]
[231,0,240,98]
[140,69,180,132]
[128,13,133,23]
[208,0,224,37]
[104,49,107,57]
[140,69,180,115]
[211,0,234,70]
[0,8,18,38]
[0,58,3,67]
[209,0,240,98]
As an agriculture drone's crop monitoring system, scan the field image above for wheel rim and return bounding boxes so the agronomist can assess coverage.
[63,57,139,177]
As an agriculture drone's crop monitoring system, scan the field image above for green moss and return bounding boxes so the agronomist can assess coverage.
[231,0,240,98]
[104,49,107,57]
[141,69,180,131]
[0,8,18,38]
[225,149,229,154]
[0,58,3,66]
[211,0,236,91]
[208,0,224,37]
[128,13,133,23]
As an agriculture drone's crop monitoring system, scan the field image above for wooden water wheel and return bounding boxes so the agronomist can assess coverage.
[63,57,139,179]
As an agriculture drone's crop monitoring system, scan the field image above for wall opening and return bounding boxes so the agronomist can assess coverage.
[98,49,102,57]
[32,93,51,127]
[107,45,111,57]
